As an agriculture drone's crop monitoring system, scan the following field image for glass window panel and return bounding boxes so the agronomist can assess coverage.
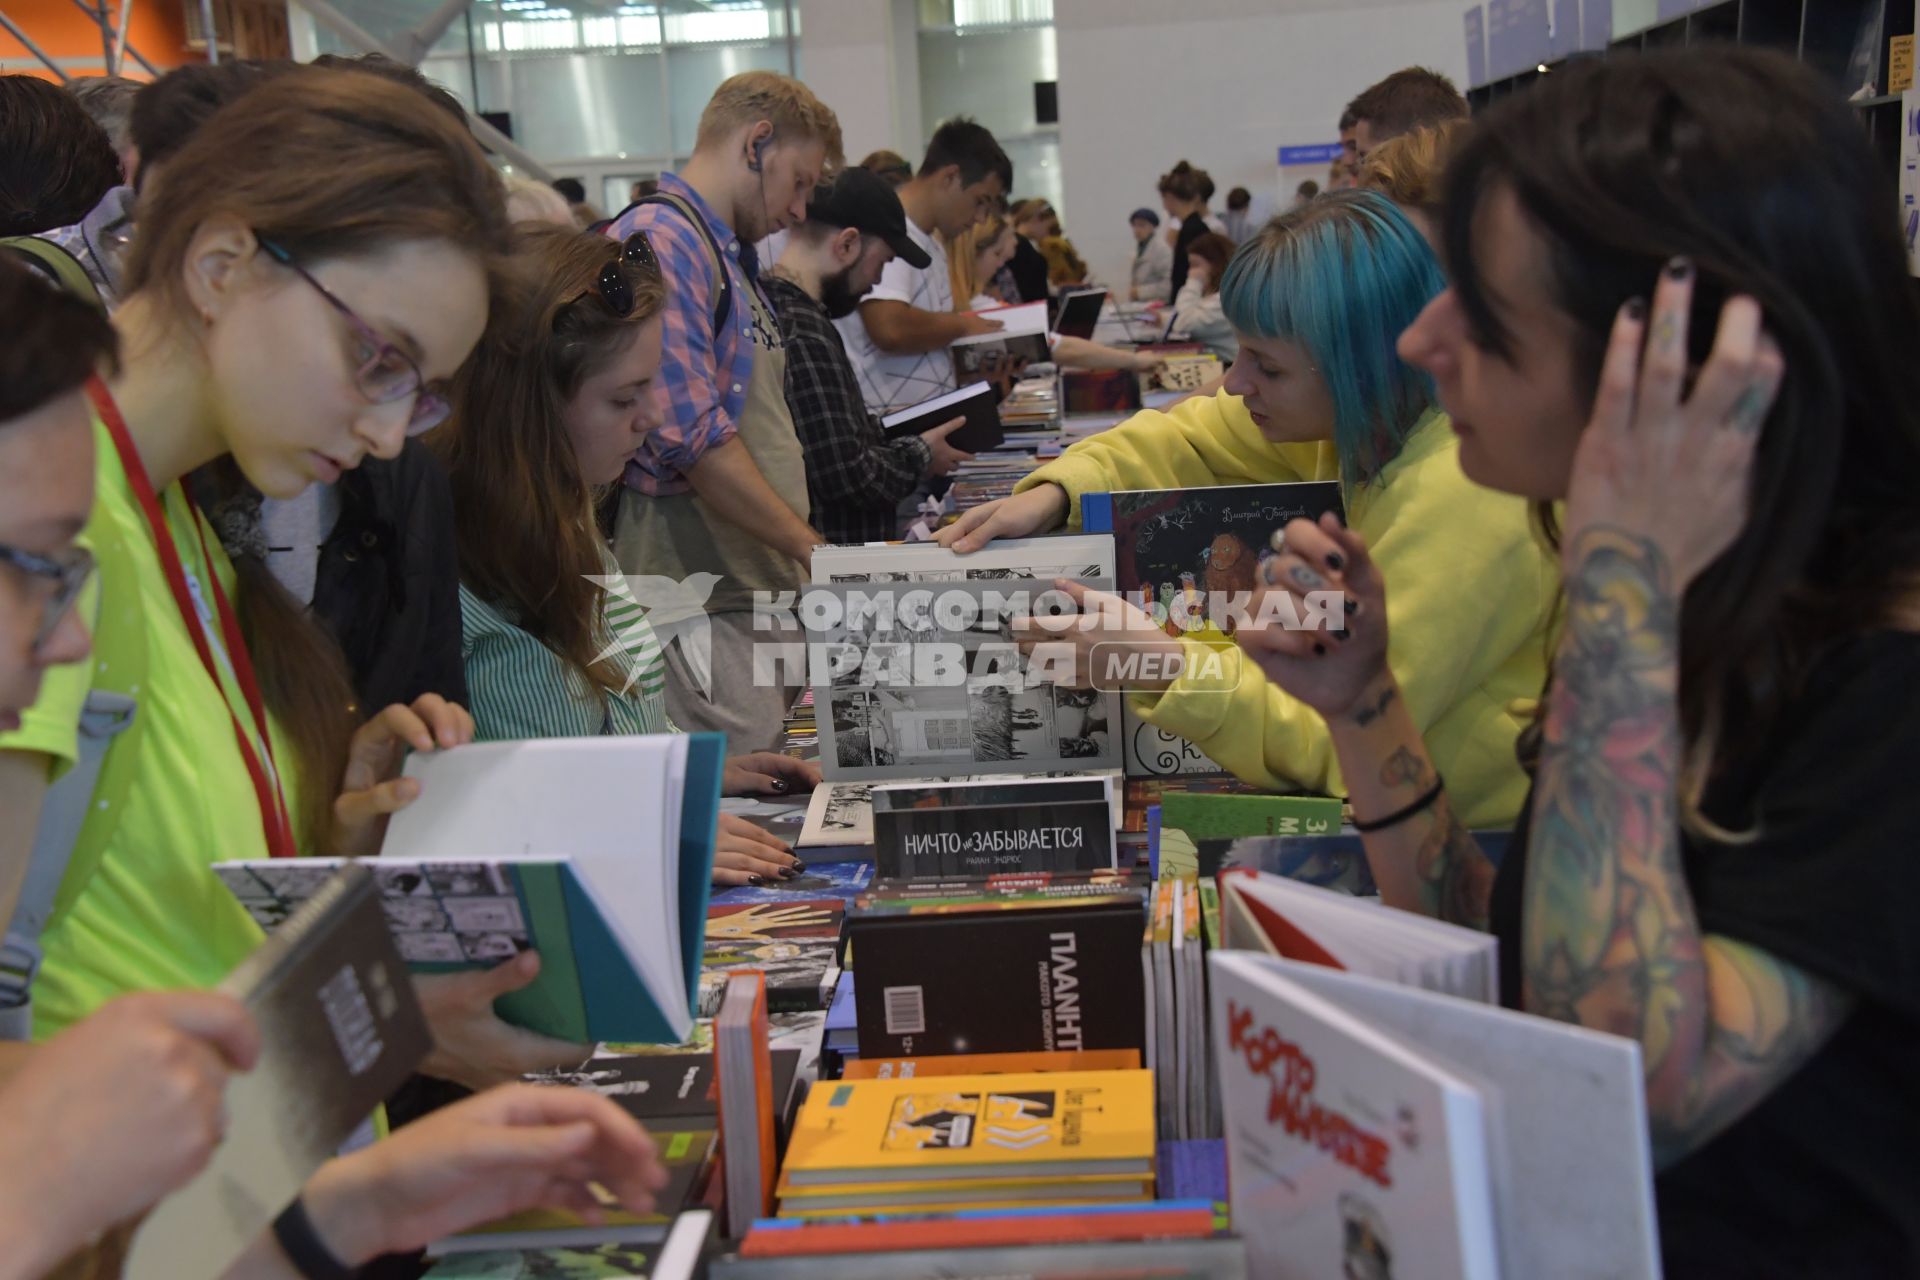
[507,51,671,159]
[666,42,793,155]
[918,25,1055,139]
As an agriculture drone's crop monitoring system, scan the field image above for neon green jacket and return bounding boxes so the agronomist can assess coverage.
[1016,390,1558,829]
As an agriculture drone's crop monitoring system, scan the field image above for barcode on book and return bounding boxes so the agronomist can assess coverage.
[883,985,926,1036]
[318,963,383,1077]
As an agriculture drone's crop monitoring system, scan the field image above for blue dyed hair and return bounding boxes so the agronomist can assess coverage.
[1220,189,1445,484]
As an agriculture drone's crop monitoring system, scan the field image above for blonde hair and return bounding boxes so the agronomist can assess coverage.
[1038,234,1088,286]
[945,211,1012,303]
[695,70,845,170]
[1359,119,1467,223]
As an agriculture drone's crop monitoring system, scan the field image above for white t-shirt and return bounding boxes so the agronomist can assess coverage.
[835,219,954,415]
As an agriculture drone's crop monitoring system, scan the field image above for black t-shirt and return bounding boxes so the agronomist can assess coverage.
[1007,235,1051,306]
[1490,632,1920,1278]
[1168,212,1209,300]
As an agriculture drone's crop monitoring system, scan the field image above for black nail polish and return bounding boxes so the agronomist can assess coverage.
[779,866,800,880]
[747,875,766,886]
[1624,297,1647,321]
[1325,552,1345,572]
[1344,598,1360,615]
[1313,642,1327,656]
[791,860,808,873]
[771,779,789,794]
[1665,256,1693,280]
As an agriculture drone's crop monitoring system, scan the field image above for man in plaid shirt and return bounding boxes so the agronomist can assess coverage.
[765,168,973,544]
[603,72,842,748]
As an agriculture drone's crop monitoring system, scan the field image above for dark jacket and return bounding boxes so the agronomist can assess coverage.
[312,440,468,715]
[1008,235,1052,306]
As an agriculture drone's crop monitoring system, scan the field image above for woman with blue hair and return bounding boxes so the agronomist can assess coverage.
[936,190,1556,828]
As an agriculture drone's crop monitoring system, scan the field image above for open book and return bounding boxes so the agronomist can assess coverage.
[1210,952,1659,1279]
[218,735,724,1044]
[1218,869,1497,1003]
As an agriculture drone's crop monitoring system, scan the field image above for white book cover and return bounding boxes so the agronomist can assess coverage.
[812,533,1114,584]
[1272,959,1661,1279]
[952,299,1049,345]
[1224,871,1498,1004]
[1209,951,1501,1280]
[381,735,696,1033]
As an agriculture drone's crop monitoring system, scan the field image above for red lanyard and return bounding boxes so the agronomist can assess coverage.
[88,377,299,859]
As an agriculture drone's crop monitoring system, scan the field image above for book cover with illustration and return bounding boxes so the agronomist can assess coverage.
[708,859,874,907]
[1082,481,1344,779]
[1208,952,1659,1279]
[850,901,1146,1059]
[780,1070,1156,1187]
[1209,953,1497,1280]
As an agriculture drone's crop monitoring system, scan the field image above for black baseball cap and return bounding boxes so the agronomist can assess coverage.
[804,166,931,269]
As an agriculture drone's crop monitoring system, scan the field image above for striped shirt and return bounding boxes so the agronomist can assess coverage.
[460,550,675,740]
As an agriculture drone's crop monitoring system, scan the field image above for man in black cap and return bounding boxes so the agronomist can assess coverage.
[766,167,973,544]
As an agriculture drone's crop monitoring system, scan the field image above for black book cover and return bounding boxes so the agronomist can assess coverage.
[872,780,1114,879]
[126,865,431,1280]
[851,901,1146,1059]
[881,381,1005,454]
[953,332,1054,378]
[1106,482,1345,620]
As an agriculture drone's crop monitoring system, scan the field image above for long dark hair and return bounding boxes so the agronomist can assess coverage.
[1443,46,1920,832]
[431,225,665,704]
[124,68,512,851]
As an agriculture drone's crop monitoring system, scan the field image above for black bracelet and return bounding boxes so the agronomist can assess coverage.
[1351,773,1446,834]
[272,1196,357,1280]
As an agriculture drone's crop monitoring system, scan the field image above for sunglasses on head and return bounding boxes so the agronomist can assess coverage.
[578,232,660,318]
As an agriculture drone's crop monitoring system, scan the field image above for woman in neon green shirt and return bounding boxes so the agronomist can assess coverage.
[937,192,1557,829]
[0,250,672,1280]
[0,69,585,1086]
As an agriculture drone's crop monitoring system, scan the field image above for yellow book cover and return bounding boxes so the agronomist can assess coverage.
[843,1048,1141,1080]
[777,1192,1155,1219]
[777,1170,1152,1200]
[783,1071,1156,1185]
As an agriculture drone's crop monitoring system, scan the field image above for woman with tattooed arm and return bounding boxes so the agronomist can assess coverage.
[1235,48,1920,1278]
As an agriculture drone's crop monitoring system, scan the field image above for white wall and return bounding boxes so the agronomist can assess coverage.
[797,0,923,164]
[1055,0,1469,288]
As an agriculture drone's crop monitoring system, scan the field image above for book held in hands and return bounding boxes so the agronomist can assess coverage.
[128,865,431,1280]
[881,380,1005,455]
[220,734,725,1044]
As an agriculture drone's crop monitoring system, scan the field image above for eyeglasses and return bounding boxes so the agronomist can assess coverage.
[567,232,659,320]
[258,238,451,435]
[0,543,94,651]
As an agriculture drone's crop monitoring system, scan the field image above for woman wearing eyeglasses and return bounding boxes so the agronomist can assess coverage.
[0,71,588,1089]
[433,226,820,889]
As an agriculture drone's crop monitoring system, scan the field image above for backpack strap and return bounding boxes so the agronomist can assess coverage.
[0,691,137,1040]
[616,192,735,335]
[0,237,105,312]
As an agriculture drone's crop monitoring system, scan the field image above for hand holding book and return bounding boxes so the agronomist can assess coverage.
[415,951,593,1091]
[294,1083,672,1270]
[1232,512,1387,719]
[1010,578,1186,693]
[920,415,976,477]
[334,693,477,856]
[931,483,1068,553]
[0,991,260,1279]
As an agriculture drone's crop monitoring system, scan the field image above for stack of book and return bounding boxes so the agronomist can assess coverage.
[712,1203,1242,1278]
[773,1069,1159,1219]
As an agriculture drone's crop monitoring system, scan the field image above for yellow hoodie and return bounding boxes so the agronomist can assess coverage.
[1013,390,1557,829]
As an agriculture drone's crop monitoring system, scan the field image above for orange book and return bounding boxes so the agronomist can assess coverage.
[714,970,778,1238]
[738,1201,1216,1258]
[841,1049,1141,1081]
